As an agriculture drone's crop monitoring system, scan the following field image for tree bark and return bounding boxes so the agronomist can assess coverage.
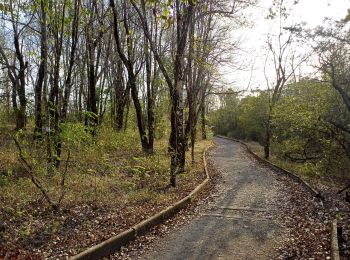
[131,0,193,186]
[48,0,66,168]
[13,34,27,130]
[34,0,48,137]
[114,58,128,131]
[86,38,98,131]
[145,34,155,153]
[110,0,151,153]
[264,112,272,159]
[62,0,80,119]
[201,94,207,140]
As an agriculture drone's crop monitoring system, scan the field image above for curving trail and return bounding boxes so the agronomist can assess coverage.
[138,136,312,260]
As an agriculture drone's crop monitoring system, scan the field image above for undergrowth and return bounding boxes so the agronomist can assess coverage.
[0,123,212,257]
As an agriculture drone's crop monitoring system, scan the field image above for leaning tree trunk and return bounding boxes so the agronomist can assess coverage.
[129,77,152,153]
[110,0,151,153]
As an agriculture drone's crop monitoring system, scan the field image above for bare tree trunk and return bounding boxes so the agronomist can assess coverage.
[62,0,80,119]
[4,79,10,118]
[114,59,127,131]
[85,0,103,134]
[86,38,98,132]
[264,131,271,159]
[10,73,18,123]
[110,0,151,153]
[131,0,193,186]
[130,77,152,152]
[124,92,130,131]
[78,70,84,121]
[13,32,28,130]
[264,112,272,159]
[201,94,206,140]
[145,34,155,153]
[48,1,66,168]
[34,0,47,137]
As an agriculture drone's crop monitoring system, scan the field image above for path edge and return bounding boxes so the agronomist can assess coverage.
[70,151,210,260]
[331,218,340,260]
[216,135,324,201]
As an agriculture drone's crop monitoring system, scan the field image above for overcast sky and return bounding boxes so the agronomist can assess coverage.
[221,0,350,91]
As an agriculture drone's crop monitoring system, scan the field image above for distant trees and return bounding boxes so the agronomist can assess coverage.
[209,90,268,143]
[209,77,350,177]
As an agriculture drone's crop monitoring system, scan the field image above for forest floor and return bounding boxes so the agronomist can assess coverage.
[111,136,339,259]
[0,124,212,259]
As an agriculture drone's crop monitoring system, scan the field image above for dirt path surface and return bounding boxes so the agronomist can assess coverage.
[139,137,298,260]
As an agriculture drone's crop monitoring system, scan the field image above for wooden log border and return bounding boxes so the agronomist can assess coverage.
[70,151,210,260]
[331,219,340,260]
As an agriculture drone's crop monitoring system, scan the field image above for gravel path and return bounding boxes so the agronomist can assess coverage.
[139,137,291,260]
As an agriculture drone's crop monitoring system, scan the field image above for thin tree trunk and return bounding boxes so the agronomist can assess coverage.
[48,1,66,168]
[114,59,126,130]
[34,0,47,136]
[124,92,130,131]
[4,79,10,118]
[264,111,272,159]
[13,34,27,130]
[86,42,98,131]
[129,77,151,152]
[201,94,206,140]
[110,0,151,153]
[62,0,80,119]
[131,0,193,186]
[145,34,154,153]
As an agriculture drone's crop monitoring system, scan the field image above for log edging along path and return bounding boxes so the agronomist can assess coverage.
[331,219,340,260]
[215,135,324,201]
[70,151,210,260]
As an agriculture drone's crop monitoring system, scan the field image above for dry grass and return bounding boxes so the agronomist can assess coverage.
[0,124,213,258]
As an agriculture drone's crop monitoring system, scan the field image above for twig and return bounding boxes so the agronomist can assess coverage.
[58,150,71,205]
[13,137,58,210]
[337,183,350,194]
